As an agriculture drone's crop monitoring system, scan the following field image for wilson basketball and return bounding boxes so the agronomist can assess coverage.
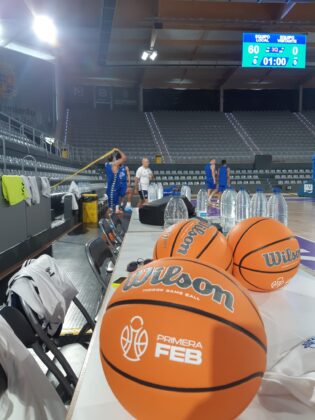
[153,219,233,272]
[100,258,266,420]
[227,217,301,292]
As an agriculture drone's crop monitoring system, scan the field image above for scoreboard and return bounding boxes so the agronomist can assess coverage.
[242,33,306,69]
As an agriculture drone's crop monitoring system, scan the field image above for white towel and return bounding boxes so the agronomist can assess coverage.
[69,181,81,199]
[0,317,66,420]
[7,254,78,336]
[28,176,40,205]
[21,176,32,206]
[40,177,51,198]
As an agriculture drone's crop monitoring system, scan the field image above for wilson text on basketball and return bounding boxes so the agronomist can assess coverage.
[123,265,235,312]
[262,248,300,268]
[177,221,209,255]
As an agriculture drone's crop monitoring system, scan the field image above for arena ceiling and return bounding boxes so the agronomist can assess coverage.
[2,0,315,90]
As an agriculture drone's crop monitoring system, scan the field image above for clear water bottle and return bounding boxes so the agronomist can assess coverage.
[164,192,189,229]
[221,188,236,233]
[181,185,191,202]
[236,187,250,223]
[267,187,288,226]
[250,188,267,217]
[148,184,157,203]
[196,189,208,218]
[157,183,164,200]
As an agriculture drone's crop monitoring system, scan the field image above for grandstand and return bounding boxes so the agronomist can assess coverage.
[67,109,159,162]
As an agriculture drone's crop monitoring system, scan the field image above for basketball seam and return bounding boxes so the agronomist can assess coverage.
[225,255,233,272]
[231,219,268,259]
[238,235,297,269]
[236,266,270,291]
[102,353,264,393]
[107,299,267,352]
[196,229,218,259]
[160,257,265,327]
[234,262,300,274]
[170,220,193,257]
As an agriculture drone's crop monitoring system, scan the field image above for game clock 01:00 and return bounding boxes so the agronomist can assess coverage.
[242,33,306,69]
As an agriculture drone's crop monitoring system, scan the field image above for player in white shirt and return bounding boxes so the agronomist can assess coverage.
[135,157,153,207]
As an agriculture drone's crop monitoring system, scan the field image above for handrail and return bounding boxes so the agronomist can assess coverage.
[22,155,38,175]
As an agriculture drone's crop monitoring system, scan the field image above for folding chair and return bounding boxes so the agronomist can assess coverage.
[85,238,114,311]
[0,363,7,398]
[6,256,96,402]
[0,305,73,402]
[99,218,121,258]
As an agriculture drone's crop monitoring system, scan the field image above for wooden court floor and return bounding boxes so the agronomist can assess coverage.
[287,197,315,277]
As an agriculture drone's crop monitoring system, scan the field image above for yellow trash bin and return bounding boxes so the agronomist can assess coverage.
[82,194,98,224]
[61,148,69,159]
[155,154,162,164]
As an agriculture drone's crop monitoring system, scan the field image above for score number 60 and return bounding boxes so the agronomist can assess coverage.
[247,45,299,55]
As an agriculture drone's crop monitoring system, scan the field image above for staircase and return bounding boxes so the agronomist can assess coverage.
[225,113,261,155]
[144,112,172,163]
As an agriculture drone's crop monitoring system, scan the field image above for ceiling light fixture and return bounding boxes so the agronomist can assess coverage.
[33,15,57,45]
[141,50,158,61]
[149,50,158,61]
[141,51,149,61]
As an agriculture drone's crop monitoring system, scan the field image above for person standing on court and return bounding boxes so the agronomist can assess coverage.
[205,158,217,204]
[105,149,126,214]
[118,162,132,212]
[135,157,153,207]
[217,159,231,204]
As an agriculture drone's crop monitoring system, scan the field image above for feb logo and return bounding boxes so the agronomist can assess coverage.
[120,316,149,362]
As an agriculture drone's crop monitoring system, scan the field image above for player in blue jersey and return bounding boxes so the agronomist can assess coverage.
[105,149,126,214]
[217,159,231,202]
[118,163,132,212]
[205,158,217,204]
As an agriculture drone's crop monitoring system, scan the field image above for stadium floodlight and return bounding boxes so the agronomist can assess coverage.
[33,15,57,45]
[141,50,158,61]
[141,51,149,61]
[149,50,158,61]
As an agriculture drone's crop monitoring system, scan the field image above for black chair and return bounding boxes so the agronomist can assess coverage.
[6,268,96,403]
[0,305,73,401]
[0,364,7,399]
[99,218,121,258]
[85,238,114,311]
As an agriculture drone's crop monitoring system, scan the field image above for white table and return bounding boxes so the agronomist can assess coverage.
[67,214,315,420]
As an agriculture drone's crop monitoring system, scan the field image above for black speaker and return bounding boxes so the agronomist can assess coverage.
[139,196,195,226]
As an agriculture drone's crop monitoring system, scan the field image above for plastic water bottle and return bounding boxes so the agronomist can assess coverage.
[157,183,164,200]
[196,189,208,218]
[236,187,250,223]
[250,188,267,217]
[267,188,288,226]
[221,188,236,233]
[164,192,188,229]
[148,184,157,203]
[181,185,191,202]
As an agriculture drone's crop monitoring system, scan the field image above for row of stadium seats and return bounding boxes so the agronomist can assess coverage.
[67,110,315,164]
[67,109,159,161]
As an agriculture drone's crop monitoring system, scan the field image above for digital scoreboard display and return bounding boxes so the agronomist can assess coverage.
[242,33,306,69]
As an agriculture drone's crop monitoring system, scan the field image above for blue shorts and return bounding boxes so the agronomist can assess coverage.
[119,184,127,198]
[206,181,216,190]
[218,185,227,193]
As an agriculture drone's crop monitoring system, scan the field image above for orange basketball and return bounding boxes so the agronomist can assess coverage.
[153,219,233,272]
[100,258,266,420]
[227,217,301,292]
